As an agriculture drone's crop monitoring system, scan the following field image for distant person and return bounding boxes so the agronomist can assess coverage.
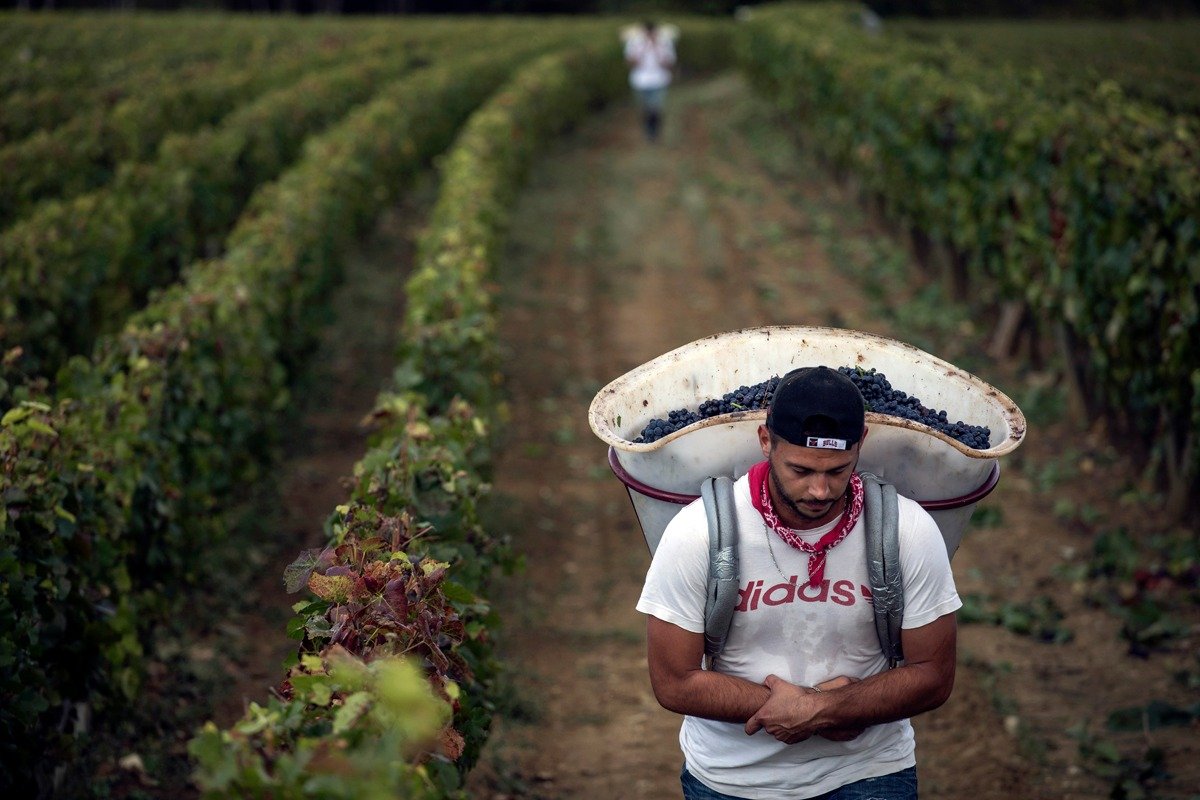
[623,20,677,142]
[637,366,961,799]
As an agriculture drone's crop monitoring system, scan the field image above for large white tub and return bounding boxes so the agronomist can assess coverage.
[588,326,1027,556]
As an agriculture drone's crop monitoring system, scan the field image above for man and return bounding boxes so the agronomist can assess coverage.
[637,365,961,799]
[623,20,676,141]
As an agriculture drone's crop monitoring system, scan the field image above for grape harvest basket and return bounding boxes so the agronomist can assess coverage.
[587,326,1027,556]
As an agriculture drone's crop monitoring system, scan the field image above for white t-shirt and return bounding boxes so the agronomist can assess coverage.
[636,472,961,800]
[625,31,675,91]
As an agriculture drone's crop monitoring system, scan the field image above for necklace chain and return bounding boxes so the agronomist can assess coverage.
[761,515,840,581]
[763,521,789,581]
[755,470,864,588]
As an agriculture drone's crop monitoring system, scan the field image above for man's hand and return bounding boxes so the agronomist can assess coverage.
[743,674,820,744]
[744,675,867,744]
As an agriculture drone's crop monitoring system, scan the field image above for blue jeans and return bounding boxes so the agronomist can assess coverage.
[681,764,918,800]
[635,86,667,111]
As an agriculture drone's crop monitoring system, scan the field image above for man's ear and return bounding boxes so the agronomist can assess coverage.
[757,424,772,459]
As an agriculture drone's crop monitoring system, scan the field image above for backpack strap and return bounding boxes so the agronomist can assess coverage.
[862,472,904,668]
[700,476,739,665]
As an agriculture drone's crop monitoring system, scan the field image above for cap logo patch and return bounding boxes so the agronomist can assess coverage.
[806,436,847,450]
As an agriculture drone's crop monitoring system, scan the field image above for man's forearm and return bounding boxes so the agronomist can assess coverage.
[654,667,771,724]
[814,660,952,731]
[814,616,958,733]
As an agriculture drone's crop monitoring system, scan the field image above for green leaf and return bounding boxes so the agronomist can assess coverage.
[1,407,33,426]
[421,559,450,576]
[441,580,476,604]
[286,615,307,640]
[26,420,58,438]
[311,681,333,708]
[187,723,236,784]
[1094,739,1122,764]
[332,691,372,734]
[304,615,332,640]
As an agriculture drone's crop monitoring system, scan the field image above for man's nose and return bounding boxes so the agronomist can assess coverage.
[809,476,830,500]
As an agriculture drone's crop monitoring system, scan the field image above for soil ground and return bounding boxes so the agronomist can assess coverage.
[114,73,1196,799]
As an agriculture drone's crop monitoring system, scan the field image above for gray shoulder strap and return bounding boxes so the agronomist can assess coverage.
[701,476,739,660]
[862,472,904,668]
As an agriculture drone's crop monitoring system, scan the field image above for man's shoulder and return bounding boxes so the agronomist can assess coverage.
[659,473,756,544]
[891,492,939,530]
[889,493,954,572]
[658,496,709,548]
[892,491,927,514]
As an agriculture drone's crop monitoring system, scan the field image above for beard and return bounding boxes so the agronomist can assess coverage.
[768,460,851,526]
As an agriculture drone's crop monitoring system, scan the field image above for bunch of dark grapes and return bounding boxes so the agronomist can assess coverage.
[838,366,991,450]
[633,367,991,450]
[633,376,781,444]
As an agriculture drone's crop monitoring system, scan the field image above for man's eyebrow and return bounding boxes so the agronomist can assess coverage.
[786,460,853,472]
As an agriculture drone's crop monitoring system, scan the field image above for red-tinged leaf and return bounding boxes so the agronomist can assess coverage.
[332,625,358,652]
[425,645,451,675]
[442,617,466,641]
[384,578,409,619]
[361,561,389,593]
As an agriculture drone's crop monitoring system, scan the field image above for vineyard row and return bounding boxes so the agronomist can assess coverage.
[737,2,1199,508]
[0,27,438,224]
[0,12,435,140]
[0,27,617,792]
[889,17,1200,117]
[0,21,611,390]
[1,42,432,385]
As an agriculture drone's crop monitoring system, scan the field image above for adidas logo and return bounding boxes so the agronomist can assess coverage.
[736,576,874,612]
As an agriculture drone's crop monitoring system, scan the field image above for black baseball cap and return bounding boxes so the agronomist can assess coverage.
[766,366,865,450]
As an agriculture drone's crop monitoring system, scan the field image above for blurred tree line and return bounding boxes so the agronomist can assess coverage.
[2,0,739,12]
[867,0,1199,17]
[3,0,1197,15]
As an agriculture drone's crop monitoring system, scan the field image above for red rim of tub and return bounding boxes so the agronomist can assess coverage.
[606,445,1001,511]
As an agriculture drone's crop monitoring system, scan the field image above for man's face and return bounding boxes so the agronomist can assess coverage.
[757,426,864,529]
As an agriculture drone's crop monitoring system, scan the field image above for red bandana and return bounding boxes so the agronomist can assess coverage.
[748,460,864,588]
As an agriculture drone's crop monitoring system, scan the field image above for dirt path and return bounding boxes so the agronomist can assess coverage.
[466,74,1198,800]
